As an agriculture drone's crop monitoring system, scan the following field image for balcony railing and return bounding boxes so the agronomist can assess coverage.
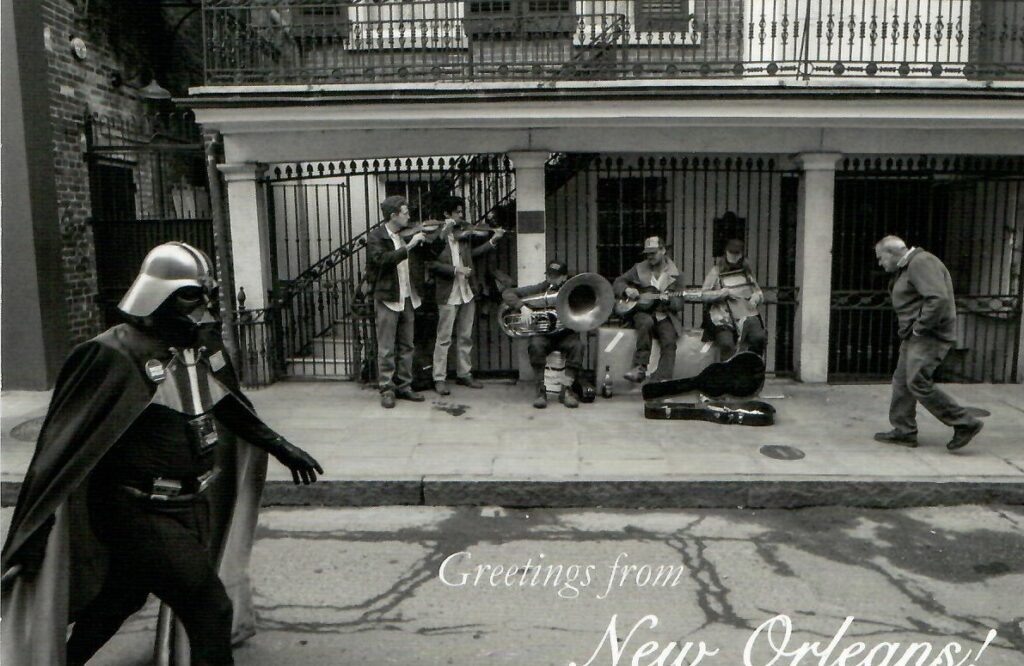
[201,0,1024,85]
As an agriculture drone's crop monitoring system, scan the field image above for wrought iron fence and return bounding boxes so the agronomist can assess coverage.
[264,155,516,382]
[202,0,1024,84]
[831,155,1024,382]
[234,299,281,387]
[546,153,800,375]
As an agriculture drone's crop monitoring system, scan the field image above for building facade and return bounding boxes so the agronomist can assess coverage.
[5,0,1023,388]
[3,0,209,388]
[191,0,1024,387]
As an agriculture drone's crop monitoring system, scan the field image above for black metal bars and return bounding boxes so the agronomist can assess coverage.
[202,0,1024,85]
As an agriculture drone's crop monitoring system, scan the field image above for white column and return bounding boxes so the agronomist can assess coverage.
[219,163,272,309]
[509,151,550,283]
[794,153,842,383]
[508,151,550,381]
[1018,297,1024,383]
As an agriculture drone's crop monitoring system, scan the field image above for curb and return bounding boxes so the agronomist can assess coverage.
[6,478,1023,509]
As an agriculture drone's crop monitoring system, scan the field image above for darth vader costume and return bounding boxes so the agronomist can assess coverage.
[1,242,323,665]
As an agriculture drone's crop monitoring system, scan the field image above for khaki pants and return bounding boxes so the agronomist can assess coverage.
[433,300,476,381]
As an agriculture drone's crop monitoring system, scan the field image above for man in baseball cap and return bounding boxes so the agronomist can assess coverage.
[613,237,694,383]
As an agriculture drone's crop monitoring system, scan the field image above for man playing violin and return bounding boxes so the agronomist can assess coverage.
[614,236,693,384]
[502,260,583,409]
[428,196,506,395]
[367,195,432,409]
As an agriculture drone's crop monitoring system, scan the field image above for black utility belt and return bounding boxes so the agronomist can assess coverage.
[119,467,221,501]
[188,413,220,456]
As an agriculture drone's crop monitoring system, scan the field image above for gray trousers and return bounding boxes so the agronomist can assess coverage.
[375,299,415,392]
[889,335,974,433]
[433,299,476,381]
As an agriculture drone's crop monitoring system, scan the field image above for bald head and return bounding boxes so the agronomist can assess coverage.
[875,235,909,273]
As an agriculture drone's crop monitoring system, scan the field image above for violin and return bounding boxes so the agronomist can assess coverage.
[398,219,513,241]
[396,219,452,241]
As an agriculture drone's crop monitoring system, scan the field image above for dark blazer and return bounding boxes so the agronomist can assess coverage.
[502,279,560,310]
[366,225,420,303]
[428,228,496,304]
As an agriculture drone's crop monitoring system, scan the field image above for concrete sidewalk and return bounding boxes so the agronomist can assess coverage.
[2,379,1023,507]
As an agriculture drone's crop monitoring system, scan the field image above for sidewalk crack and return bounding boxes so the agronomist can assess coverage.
[1001,458,1024,475]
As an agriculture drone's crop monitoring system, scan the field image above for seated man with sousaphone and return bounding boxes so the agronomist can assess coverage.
[613,236,730,384]
[500,261,614,409]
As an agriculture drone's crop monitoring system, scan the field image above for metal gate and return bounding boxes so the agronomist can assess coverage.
[546,154,800,375]
[831,156,1024,383]
[86,111,215,326]
[259,152,801,384]
[263,155,516,382]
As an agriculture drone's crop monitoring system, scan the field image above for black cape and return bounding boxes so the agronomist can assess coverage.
[2,323,268,665]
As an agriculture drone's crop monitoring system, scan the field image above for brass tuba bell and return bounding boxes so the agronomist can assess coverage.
[498,272,614,338]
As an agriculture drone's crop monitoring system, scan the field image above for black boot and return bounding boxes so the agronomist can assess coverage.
[533,383,548,409]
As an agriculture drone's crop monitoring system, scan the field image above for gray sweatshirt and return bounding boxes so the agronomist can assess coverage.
[890,248,957,342]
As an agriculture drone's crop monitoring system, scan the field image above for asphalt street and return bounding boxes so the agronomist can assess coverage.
[3,505,1022,665]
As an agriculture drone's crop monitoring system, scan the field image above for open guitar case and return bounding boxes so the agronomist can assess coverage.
[641,351,776,426]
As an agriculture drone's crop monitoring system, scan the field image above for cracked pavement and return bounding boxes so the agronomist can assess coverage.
[9,504,1020,665]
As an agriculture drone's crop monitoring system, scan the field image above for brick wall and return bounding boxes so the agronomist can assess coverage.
[40,0,202,343]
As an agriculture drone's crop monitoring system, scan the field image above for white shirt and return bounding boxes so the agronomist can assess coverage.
[382,226,421,312]
[649,268,672,321]
[897,247,917,269]
[446,229,475,306]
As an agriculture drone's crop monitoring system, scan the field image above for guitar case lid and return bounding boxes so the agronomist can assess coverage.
[644,399,776,426]
[641,351,766,400]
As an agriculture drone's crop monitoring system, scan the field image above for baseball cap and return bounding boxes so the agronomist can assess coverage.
[545,260,568,276]
[642,236,664,253]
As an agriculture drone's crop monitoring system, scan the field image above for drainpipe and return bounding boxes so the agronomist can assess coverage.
[204,131,240,367]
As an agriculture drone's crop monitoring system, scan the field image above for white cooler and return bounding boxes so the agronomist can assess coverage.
[595,326,717,395]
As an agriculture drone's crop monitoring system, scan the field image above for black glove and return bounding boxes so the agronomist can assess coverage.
[266,437,323,485]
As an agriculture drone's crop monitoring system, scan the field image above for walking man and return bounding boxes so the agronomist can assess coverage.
[429,196,505,395]
[873,235,983,450]
[367,195,431,408]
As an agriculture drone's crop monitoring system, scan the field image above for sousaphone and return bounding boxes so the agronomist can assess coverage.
[498,273,614,338]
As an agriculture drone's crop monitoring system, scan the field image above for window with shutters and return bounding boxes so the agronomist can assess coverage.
[634,0,689,33]
[465,0,575,37]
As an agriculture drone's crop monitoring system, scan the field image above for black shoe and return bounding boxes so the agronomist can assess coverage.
[456,375,484,389]
[559,387,579,409]
[435,381,450,396]
[873,429,918,447]
[533,385,548,409]
[395,387,426,402]
[947,420,983,451]
[623,366,646,383]
[381,390,396,409]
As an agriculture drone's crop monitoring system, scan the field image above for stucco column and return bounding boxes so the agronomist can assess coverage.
[219,163,272,309]
[794,152,842,383]
[508,151,550,381]
[509,151,550,282]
